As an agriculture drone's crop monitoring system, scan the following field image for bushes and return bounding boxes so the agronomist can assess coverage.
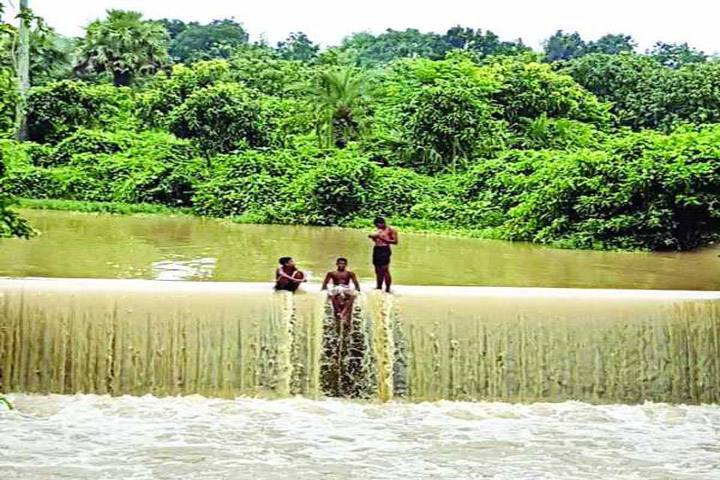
[0,194,34,238]
[434,126,720,250]
[2,165,95,200]
[192,149,436,226]
[26,80,137,143]
[168,83,266,153]
[3,130,203,206]
[490,58,612,127]
[5,49,719,252]
[290,153,378,225]
[0,150,34,238]
[565,54,720,131]
[193,174,286,217]
[53,129,125,165]
[0,68,17,137]
[514,115,604,150]
[192,148,318,218]
[366,167,436,217]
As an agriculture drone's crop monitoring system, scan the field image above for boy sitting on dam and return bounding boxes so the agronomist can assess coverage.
[321,258,361,325]
[274,257,306,292]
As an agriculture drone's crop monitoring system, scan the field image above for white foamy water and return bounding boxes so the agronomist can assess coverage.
[151,257,217,281]
[1,395,719,480]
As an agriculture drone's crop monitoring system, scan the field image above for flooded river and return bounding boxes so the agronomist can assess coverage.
[1,209,718,289]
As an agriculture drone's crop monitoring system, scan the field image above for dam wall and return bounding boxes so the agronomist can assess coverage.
[1,278,718,404]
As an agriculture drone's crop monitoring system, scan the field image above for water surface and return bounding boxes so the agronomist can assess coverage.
[1,394,718,480]
[1,210,718,289]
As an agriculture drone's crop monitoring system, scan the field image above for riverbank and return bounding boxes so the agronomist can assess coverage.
[16,198,193,216]
[15,197,499,242]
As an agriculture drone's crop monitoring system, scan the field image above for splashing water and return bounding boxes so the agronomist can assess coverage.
[1,394,719,480]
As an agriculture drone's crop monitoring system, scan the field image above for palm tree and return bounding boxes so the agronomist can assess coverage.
[306,68,368,148]
[76,10,170,87]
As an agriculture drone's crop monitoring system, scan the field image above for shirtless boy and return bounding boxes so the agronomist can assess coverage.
[368,217,398,292]
[321,257,361,324]
[274,257,306,293]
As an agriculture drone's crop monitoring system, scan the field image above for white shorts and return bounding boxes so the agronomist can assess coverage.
[328,285,356,299]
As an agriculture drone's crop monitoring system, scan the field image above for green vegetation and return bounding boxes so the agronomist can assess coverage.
[76,10,170,87]
[0,394,13,409]
[17,198,189,215]
[0,8,718,250]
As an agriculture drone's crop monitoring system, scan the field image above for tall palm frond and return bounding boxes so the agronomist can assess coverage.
[76,10,170,86]
[306,67,368,148]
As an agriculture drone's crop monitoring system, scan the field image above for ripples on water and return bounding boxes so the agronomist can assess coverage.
[1,395,719,480]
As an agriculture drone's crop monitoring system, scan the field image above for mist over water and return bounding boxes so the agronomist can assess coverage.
[2,394,719,480]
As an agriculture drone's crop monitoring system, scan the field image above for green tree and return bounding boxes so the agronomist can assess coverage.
[565,53,720,130]
[648,42,706,69]
[170,18,248,63]
[0,67,16,136]
[136,59,232,128]
[277,31,319,62]
[0,16,73,86]
[371,53,506,172]
[339,29,446,67]
[156,18,190,40]
[587,34,636,55]
[0,157,33,238]
[543,30,586,61]
[76,10,171,87]
[168,82,265,153]
[490,57,611,128]
[443,26,529,58]
[306,68,369,148]
[398,82,505,172]
[230,46,312,96]
[26,80,136,142]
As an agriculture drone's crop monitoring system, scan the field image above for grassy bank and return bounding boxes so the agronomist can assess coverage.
[17,197,507,244]
[17,198,192,216]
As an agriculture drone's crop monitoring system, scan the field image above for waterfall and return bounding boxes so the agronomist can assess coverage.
[1,278,718,404]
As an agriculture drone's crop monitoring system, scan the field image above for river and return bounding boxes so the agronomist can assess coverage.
[1,209,718,289]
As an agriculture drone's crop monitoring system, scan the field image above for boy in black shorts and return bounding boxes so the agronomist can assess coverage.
[368,217,398,292]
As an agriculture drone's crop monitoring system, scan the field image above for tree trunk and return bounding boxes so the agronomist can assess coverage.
[15,0,31,140]
[113,71,133,87]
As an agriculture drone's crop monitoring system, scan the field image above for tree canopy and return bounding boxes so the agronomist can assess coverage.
[1,8,718,250]
[76,10,171,86]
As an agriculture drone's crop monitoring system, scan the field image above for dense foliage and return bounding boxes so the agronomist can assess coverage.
[76,10,170,86]
[1,8,718,250]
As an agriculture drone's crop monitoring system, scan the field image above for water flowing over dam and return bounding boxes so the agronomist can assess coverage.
[2,278,718,404]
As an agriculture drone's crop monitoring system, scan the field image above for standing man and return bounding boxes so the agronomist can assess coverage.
[368,217,398,292]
